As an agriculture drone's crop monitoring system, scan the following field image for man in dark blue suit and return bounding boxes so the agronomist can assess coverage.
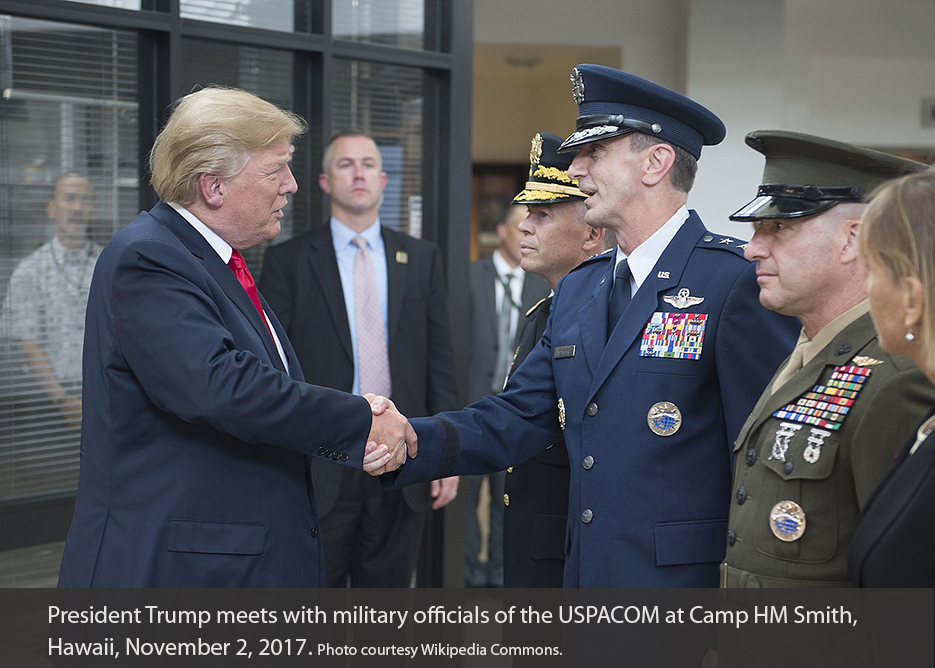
[260,131,459,588]
[57,87,414,588]
[373,65,799,587]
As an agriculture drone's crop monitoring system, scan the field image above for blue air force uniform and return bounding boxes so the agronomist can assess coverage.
[384,65,799,586]
[386,212,798,586]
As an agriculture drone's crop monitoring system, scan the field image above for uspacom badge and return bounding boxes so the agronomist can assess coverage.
[769,500,806,542]
[647,401,681,436]
[558,398,566,431]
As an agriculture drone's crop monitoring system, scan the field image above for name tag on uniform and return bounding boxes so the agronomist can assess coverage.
[554,345,576,359]
[640,312,707,360]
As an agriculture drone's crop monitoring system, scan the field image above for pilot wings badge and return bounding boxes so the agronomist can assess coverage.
[663,288,704,309]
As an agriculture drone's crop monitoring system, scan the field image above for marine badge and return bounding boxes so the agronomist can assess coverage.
[663,288,705,309]
[558,398,566,431]
[647,401,681,436]
[770,422,803,462]
[803,428,831,464]
[570,67,585,105]
[852,355,883,367]
[769,500,806,542]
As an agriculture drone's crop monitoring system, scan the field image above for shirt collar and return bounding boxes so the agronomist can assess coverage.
[615,206,689,289]
[169,202,233,263]
[799,300,870,367]
[492,248,521,279]
[331,216,382,250]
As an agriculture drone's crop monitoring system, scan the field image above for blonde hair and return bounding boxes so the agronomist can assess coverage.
[150,86,306,204]
[859,169,935,369]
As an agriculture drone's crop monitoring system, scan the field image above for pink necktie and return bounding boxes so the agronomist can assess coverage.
[228,249,273,341]
[352,236,392,397]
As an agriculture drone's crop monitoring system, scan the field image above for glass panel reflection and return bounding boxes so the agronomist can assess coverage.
[333,0,425,51]
[180,0,294,32]
[178,39,298,271]
[331,59,423,236]
[0,15,138,506]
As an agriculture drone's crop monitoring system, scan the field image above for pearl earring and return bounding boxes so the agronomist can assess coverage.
[905,327,915,343]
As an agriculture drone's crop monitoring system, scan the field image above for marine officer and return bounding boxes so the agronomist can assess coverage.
[503,131,613,587]
[722,130,935,587]
[375,65,799,587]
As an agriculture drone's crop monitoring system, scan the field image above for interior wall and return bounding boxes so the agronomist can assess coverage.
[688,0,935,234]
[474,0,935,236]
[473,0,689,163]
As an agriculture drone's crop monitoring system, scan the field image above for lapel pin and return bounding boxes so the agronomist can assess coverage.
[395,251,408,264]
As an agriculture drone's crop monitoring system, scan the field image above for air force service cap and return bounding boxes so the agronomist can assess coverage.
[558,64,726,159]
[513,132,586,205]
[730,129,929,221]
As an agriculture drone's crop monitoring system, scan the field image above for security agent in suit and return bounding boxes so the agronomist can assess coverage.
[502,132,613,588]
[260,130,459,588]
[463,205,549,587]
[58,88,413,587]
[721,130,935,588]
[376,66,799,587]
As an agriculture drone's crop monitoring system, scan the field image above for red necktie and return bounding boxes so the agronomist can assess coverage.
[228,250,273,341]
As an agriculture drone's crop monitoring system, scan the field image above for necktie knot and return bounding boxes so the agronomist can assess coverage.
[352,235,368,252]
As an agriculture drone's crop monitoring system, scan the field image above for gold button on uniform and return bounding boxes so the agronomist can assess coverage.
[507,467,513,473]
[503,493,510,507]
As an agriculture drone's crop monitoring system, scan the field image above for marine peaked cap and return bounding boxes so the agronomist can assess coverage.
[730,129,930,221]
[558,64,726,159]
[513,132,586,205]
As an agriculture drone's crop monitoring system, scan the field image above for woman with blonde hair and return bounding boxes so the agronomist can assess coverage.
[850,168,935,587]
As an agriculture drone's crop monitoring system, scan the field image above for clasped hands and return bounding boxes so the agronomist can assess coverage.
[361,393,417,476]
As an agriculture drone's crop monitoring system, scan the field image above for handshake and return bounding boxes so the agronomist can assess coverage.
[361,394,416,476]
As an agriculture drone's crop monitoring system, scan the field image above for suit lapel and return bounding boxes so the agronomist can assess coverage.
[479,257,498,343]
[305,227,354,362]
[382,227,406,345]
[259,293,303,378]
[576,260,613,378]
[150,203,287,372]
[587,214,703,401]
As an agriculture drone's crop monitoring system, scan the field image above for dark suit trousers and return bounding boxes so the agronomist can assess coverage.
[318,466,425,588]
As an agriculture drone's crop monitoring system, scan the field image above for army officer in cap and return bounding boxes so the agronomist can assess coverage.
[721,130,935,588]
[372,66,798,587]
[502,132,613,587]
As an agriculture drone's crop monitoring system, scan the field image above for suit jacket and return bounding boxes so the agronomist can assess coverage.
[503,295,569,587]
[723,313,935,587]
[385,211,800,587]
[849,407,935,587]
[259,223,459,512]
[58,202,371,588]
[467,255,550,403]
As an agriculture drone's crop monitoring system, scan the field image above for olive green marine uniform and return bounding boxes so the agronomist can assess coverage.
[722,312,935,587]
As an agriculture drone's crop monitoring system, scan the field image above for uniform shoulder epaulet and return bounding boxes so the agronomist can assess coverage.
[697,232,750,258]
[525,296,548,318]
[568,247,614,273]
